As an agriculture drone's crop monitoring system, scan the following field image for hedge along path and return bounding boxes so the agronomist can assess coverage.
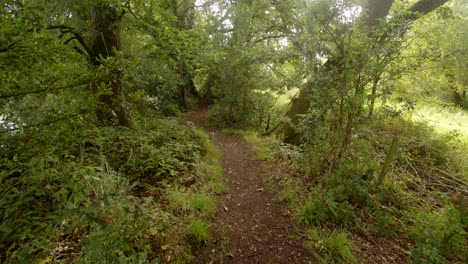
[184,107,314,264]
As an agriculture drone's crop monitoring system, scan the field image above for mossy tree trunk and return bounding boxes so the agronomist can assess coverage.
[90,3,131,127]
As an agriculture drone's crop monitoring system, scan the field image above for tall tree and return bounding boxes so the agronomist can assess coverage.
[197,0,300,128]
[273,0,449,173]
[89,2,131,127]
[169,0,198,109]
[47,0,132,127]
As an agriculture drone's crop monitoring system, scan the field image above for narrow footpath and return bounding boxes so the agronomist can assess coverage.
[185,108,314,264]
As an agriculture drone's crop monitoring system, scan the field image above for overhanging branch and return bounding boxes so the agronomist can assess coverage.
[0,110,91,134]
[409,0,450,18]
[47,25,93,56]
[0,75,112,99]
[253,34,289,44]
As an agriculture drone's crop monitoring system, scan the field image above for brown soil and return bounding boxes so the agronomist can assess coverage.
[185,107,315,264]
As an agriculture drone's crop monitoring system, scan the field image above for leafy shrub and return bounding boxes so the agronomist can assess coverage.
[327,158,377,206]
[77,221,149,264]
[0,116,209,262]
[299,196,331,226]
[298,185,356,227]
[410,204,467,263]
[371,206,405,238]
[161,103,181,117]
[297,139,377,228]
[81,119,205,182]
[204,53,277,130]
[278,180,302,205]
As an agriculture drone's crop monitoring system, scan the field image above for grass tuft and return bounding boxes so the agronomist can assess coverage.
[186,219,210,246]
[243,132,279,161]
[190,193,217,217]
[304,229,358,264]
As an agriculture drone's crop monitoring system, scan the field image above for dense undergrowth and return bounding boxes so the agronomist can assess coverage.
[0,115,224,263]
[245,114,467,263]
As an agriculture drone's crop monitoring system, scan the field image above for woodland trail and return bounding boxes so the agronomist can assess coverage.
[185,107,314,264]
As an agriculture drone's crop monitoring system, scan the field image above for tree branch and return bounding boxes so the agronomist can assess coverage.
[0,75,112,99]
[0,110,90,134]
[253,34,289,44]
[378,0,450,43]
[47,25,93,56]
[409,0,450,18]
[362,0,394,28]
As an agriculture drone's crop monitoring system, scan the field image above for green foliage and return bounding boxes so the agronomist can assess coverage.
[413,104,468,144]
[328,141,379,204]
[373,116,467,177]
[305,229,358,264]
[195,0,303,130]
[199,137,226,195]
[205,58,277,129]
[186,219,210,247]
[190,193,217,218]
[123,0,204,113]
[0,116,212,262]
[167,189,217,217]
[276,109,466,262]
[370,206,405,238]
[298,185,356,227]
[77,220,150,264]
[278,180,302,206]
[1,0,466,263]
[410,205,467,263]
[243,132,279,161]
[0,151,152,262]
[393,4,468,108]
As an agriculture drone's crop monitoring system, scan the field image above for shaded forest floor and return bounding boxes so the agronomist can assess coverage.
[184,106,315,264]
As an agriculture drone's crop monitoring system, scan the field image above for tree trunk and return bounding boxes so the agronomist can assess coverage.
[90,3,131,127]
[177,61,189,109]
[368,75,380,118]
[171,0,198,110]
[374,136,399,190]
[187,72,199,97]
[177,61,199,109]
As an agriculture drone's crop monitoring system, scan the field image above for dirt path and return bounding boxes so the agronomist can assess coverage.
[185,108,314,264]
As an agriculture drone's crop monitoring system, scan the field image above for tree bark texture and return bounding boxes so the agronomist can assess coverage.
[90,3,132,127]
